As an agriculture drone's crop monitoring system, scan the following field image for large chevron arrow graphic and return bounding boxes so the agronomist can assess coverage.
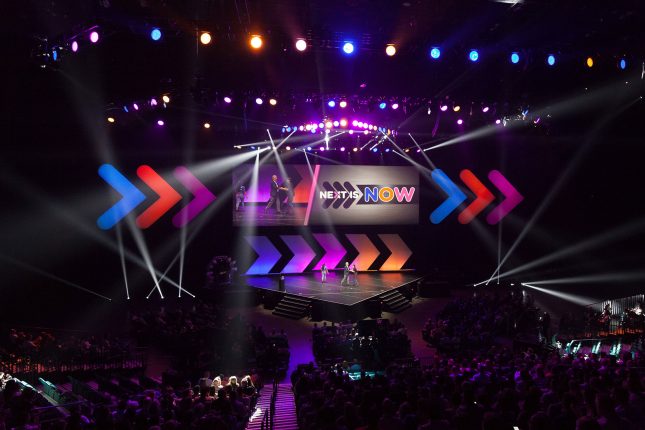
[378,234,413,270]
[172,166,216,227]
[458,169,494,225]
[486,170,524,225]
[136,165,182,229]
[97,164,146,230]
[245,236,281,275]
[313,233,346,270]
[346,234,380,271]
[281,235,317,273]
[430,169,467,224]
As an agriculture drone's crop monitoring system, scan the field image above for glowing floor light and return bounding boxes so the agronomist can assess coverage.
[342,42,355,54]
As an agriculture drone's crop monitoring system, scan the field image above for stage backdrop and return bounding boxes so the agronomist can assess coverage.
[232,164,419,226]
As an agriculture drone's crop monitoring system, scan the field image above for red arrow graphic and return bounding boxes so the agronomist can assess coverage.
[458,169,494,224]
[136,165,182,229]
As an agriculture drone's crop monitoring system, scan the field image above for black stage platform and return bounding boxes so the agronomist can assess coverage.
[246,271,422,321]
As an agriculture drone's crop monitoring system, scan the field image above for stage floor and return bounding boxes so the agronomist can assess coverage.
[246,271,421,306]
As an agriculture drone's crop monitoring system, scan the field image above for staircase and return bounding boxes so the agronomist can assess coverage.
[380,289,412,313]
[246,383,298,430]
[272,294,311,319]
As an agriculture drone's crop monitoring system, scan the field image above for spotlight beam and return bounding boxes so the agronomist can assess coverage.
[115,222,130,300]
[524,271,645,286]
[0,254,112,301]
[408,133,437,170]
[521,283,597,306]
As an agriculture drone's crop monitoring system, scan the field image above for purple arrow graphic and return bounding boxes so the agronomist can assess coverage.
[172,166,216,227]
[313,233,346,270]
[245,236,281,275]
[280,235,317,273]
[486,170,524,225]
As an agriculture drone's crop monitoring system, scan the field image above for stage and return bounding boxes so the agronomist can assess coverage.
[246,271,422,321]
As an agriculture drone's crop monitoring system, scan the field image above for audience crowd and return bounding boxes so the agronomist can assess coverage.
[422,291,539,351]
[313,320,412,368]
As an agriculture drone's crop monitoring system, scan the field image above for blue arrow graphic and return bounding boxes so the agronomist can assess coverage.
[430,169,467,224]
[97,164,146,230]
[245,236,282,275]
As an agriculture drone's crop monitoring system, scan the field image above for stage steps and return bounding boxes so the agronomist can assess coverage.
[380,289,412,313]
[246,384,298,430]
[273,294,311,319]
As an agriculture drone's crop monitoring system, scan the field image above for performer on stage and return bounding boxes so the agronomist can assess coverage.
[235,185,246,211]
[321,263,328,284]
[341,262,349,286]
[281,177,294,214]
[350,264,359,287]
[264,175,283,215]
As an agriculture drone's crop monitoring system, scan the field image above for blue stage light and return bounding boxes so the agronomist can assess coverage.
[510,52,520,64]
[342,42,355,54]
[379,102,386,109]
[328,100,336,108]
[430,47,441,59]
[151,28,162,41]
[469,50,479,62]
[52,49,58,61]
[306,146,312,151]
[547,54,556,66]
[372,147,378,153]
[619,58,627,70]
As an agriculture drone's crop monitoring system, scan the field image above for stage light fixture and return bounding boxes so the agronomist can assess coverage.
[203,122,211,129]
[295,38,307,51]
[286,146,291,150]
[348,130,354,135]
[547,54,556,66]
[342,42,355,54]
[52,48,59,61]
[340,119,347,127]
[385,44,396,56]
[133,103,139,111]
[150,98,157,106]
[255,97,263,105]
[510,52,520,64]
[372,147,378,152]
[200,32,212,45]
[71,40,78,52]
[430,47,441,59]
[89,31,99,43]
[269,98,277,105]
[352,120,358,126]
[333,120,339,127]
[328,100,336,108]
[157,120,164,126]
[379,102,386,109]
[107,117,115,123]
[440,104,448,111]
[385,148,390,152]
[453,105,461,112]
[250,35,263,49]
[495,119,501,124]
[363,130,369,135]
[340,147,345,151]
[619,58,627,69]
[339,100,347,108]
[223,96,232,103]
[482,106,490,112]
[586,56,594,68]
[469,50,479,62]
[306,146,312,151]
[150,28,162,41]
[353,147,358,152]
[162,95,170,103]
[457,119,463,125]
[391,103,399,110]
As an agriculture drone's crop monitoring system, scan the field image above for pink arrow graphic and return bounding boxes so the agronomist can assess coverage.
[172,166,216,227]
[313,233,346,270]
[280,235,317,273]
[346,234,380,271]
[486,170,523,225]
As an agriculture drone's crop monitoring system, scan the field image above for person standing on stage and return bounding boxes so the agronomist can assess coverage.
[264,175,282,215]
[350,264,359,287]
[281,177,294,214]
[235,185,246,211]
[341,262,349,286]
[321,263,328,284]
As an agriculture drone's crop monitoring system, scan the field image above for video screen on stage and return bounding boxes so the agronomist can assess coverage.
[232,164,419,226]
